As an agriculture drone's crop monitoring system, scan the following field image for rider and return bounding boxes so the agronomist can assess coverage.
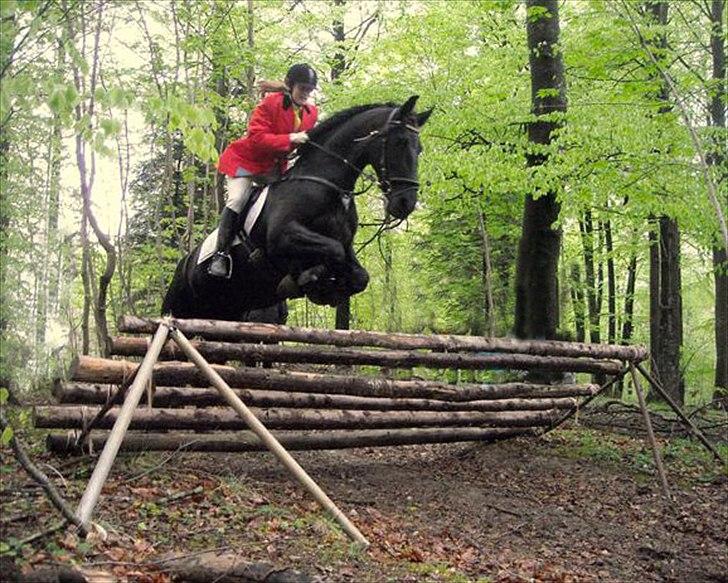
[209,63,319,279]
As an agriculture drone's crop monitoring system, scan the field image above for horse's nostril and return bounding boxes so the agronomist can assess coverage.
[388,196,415,220]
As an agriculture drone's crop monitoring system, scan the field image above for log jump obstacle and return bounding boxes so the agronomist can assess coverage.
[37,316,723,542]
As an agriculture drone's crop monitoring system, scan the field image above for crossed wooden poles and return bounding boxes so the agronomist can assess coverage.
[74,320,370,547]
[73,318,723,545]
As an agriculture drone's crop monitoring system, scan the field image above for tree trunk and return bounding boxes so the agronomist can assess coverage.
[714,246,727,391]
[35,405,561,431]
[616,252,639,399]
[67,2,114,357]
[569,263,586,342]
[709,0,727,393]
[118,315,648,360]
[0,2,12,353]
[649,216,684,403]
[47,427,535,455]
[35,77,63,353]
[109,336,623,375]
[478,210,496,336]
[622,253,638,344]
[53,381,580,413]
[331,0,352,332]
[69,355,602,401]
[604,217,616,344]
[579,211,600,344]
[212,33,231,214]
[80,214,91,355]
[514,0,566,340]
[645,0,684,404]
[335,299,350,330]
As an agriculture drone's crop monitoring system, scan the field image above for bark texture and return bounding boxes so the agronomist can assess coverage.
[47,427,536,455]
[53,381,580,412]
[34,405,561,431]
[117,316,648,361]
[69,356,609,401]
[109,336,625,374]
[514,0,567,340]
[646,0,685,404]
[709,0,727,391]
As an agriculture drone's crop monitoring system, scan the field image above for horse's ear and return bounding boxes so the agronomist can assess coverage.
[397,95,419,119]
[416,107,433,127]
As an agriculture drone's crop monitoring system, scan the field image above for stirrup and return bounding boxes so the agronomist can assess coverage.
[208,252,233,279]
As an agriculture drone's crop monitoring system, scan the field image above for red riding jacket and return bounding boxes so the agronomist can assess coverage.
[217,91,318,177]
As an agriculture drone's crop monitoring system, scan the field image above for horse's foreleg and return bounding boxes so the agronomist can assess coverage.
[292,249,368,307]
[268,221,346,267]
[344,247,369,294]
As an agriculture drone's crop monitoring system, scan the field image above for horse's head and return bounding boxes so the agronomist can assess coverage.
[374,95,433,220]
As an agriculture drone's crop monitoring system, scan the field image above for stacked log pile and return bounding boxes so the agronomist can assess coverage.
[41,316,646,454]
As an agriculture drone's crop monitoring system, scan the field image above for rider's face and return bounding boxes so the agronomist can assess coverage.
[291,83,315,106]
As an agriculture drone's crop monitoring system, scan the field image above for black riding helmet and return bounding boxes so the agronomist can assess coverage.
[285,63,318,89]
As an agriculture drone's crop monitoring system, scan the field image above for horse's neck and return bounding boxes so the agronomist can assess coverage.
[294,111,387,189]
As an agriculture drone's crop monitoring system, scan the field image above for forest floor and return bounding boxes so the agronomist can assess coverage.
[1,422,727,582]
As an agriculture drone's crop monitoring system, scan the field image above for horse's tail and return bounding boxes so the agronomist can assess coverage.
[161,251,194,316]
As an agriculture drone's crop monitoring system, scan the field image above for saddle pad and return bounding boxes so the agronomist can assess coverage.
[197,186,270,266]
[243,185,269,236]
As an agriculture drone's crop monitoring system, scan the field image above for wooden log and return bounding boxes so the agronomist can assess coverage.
[34,406,561,431]
[75,322,170,529]
[69,356,601,402]
[119,315,648,361]
[53,381,580,412]
[169,321,370,547]
[110,336,623,374]
[157,552,311,582]
[47,427,537,454]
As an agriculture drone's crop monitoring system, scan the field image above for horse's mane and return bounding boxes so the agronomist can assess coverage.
[298,102,396,158]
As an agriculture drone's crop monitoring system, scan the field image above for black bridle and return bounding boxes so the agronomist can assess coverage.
[283,106,421,200]
[373,107,421,198]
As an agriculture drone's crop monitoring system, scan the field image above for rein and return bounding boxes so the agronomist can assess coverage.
[283,109,421,199]
[284,140,378,198]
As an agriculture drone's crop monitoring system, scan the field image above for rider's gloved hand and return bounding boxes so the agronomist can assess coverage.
[289,132,309,145]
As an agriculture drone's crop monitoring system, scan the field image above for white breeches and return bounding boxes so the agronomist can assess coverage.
[225,175,254,213]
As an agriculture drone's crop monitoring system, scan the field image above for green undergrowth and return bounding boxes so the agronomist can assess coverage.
[548,427,728,484]
[407,560,488,583]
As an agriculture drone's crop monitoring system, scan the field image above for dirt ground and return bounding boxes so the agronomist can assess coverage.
[1,425,727,582]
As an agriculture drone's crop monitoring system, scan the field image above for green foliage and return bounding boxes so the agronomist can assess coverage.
[551,428,727,483]
[1,426,13,446]
[0,0,725,404]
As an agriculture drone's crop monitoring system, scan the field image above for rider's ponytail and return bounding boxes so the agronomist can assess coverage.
[257,80,288,95]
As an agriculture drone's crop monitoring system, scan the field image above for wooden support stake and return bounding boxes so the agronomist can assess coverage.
[168,326,370,548]
[629,363,671,500]
[635,362,724,463]
[72,362,141,448]
[541,367,629,435]
[75,323,170,528]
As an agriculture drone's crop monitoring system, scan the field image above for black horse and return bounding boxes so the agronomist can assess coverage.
[162,95,432,321]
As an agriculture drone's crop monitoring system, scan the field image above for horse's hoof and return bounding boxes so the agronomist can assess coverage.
[297,265,327,290]
[277,274,302,299]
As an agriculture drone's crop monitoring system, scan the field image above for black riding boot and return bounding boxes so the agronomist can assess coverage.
[208,207,239,279]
